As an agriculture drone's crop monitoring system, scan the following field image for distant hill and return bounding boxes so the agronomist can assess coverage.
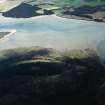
[1,0,105,22]
[24,0,105,6]
[1,0,105,12]
[2,3,53,18]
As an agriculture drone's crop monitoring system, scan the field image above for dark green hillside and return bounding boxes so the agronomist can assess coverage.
[25,0,105,6]
[0,47,105,105]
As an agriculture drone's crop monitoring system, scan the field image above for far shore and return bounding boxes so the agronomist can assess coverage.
[0,14,104,24]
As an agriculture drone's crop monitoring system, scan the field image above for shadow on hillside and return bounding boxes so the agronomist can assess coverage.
[62,5,105,22]
[2,3,54,18]
[0,48,105,105]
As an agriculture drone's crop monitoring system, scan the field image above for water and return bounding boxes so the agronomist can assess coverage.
[0,15,105,59]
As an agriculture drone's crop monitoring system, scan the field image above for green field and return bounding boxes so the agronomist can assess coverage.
[1,0,105,12]
[25,0,105,6]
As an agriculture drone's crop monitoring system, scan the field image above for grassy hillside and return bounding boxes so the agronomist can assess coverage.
[1,0,105,11]
[0,47,105,105]
[1,0,105,21]
[25,0,105,6]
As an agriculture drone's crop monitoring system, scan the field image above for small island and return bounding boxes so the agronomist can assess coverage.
[0,32,11,39]
[0,30,16,39]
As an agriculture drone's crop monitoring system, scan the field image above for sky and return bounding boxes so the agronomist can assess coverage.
[0,0,6,3]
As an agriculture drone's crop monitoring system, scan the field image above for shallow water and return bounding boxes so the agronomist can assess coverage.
[0,15,105,59]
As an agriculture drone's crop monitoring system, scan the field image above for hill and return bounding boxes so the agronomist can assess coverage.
[1,0,105,21]
[0,47,105,105]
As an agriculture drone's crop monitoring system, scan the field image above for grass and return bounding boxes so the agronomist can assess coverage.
[26,0,105,7]
[0,46,100,73]
[0,46,99,64]
[1,0,105,21]
[1,0,105,12]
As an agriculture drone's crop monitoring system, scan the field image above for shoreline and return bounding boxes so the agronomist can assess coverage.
[59,14,105,23]
[0,14,105,24]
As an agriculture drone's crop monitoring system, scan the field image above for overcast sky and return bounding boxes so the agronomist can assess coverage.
[0,0,7,3]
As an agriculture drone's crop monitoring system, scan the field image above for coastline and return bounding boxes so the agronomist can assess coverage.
[59,14,105,23]
[0,14,105,23]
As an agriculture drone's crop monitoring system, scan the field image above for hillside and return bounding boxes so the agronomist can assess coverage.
[0,47,105,105]
[0,0,22,12]
[1,0,105,21]
[24,0,105,6]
